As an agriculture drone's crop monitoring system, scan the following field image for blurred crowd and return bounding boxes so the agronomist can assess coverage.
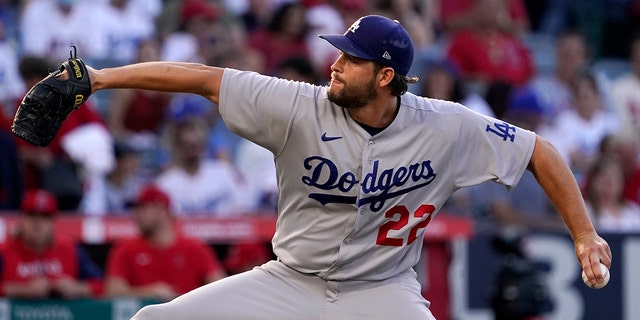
[0,0,637,237]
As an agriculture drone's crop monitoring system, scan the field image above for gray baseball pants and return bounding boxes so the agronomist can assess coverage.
[130,260,435,320]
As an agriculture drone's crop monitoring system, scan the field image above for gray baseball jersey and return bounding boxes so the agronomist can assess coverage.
[130,69,537,320]
[218,69,536,281]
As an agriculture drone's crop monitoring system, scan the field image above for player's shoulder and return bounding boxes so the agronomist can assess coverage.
[401,92,468,114]
[222,68,326,99]
[223,68,320,92]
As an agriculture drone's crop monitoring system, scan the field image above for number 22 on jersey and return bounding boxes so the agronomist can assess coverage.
[376,204,435,246]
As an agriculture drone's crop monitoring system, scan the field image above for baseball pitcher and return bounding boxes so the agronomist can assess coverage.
[12,15,611,320]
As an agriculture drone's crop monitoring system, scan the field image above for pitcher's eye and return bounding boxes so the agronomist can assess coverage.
[340,52,363,64]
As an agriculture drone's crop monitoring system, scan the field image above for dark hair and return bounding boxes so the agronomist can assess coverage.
[557,28,587,42]
[571,67,599,94]
[484,80,514,120]
[633,29,640,44]
[629,29,640,56]
[19,56,54,79]
[556,28,590,59]
[584,155,625,217]
[278,56,319,83]
[373,62,418,96]
[267,2,308,38]
[423,60,466,102]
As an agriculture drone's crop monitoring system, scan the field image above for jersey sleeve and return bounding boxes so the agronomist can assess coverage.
[452,106,536,190]
[218,68,318,155]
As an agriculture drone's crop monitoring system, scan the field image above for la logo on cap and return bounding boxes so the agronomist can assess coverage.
[348,19,361,33]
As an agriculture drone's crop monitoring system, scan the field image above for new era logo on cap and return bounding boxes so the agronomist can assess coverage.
[319,15,414,76]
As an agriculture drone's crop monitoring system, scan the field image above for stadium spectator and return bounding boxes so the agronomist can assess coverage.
[420,58,494,117]
[104,141,146,214]
[0,19,24,114]
[483,80,515,120]
[610,31,640,138]
[238,0,275,34]
[104,185,226,301]
[19,0,105,61]
[540,69,619,182]
[234,139,278,213]
[303,0,346,80]
[0,189,104,299]
[374,0,441,86]
[373,0,436,54]
[161,0,220,63]
[106,39,170,176]
[445,0,535,90]
[90,0,162,66]
[0,1,19,46]
[583,155,640,232]
[438,0,530,35]
[211,17,265,74]
[155,95,251,216]
[247,2,310,75]
[334,0,370,31]
[276,55,320,85]
[163,93,239,164]
[523,0,571,37]
[531,29,590,123]
[600,134,640,206]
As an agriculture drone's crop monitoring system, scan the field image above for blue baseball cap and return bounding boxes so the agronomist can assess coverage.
[319,15,414,76]
[167,94,212,122]
[507,86,547,116]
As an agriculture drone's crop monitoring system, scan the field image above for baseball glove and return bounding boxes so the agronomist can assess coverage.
[12,46,92,147]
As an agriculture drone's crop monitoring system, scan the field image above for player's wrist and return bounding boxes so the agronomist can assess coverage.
[87,67,103,93]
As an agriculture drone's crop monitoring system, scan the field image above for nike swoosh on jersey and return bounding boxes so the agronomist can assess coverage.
[321,133,342,141]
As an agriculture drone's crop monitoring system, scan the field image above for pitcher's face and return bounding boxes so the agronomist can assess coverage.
[328,52,378,109]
